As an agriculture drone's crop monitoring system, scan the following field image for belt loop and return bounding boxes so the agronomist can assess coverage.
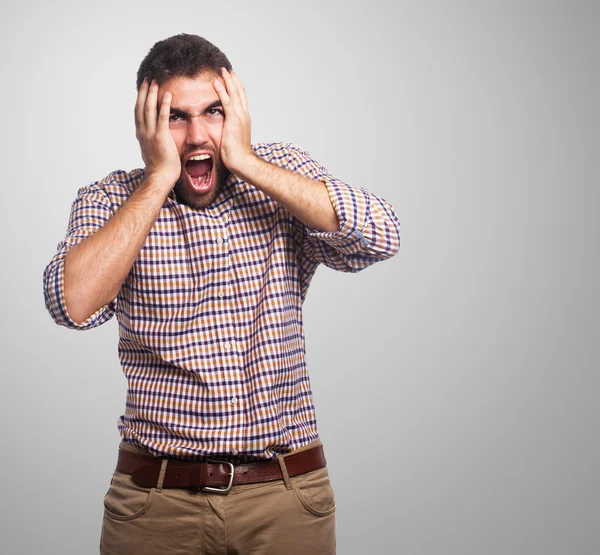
[277,455,292,491]
[156,458,169,492]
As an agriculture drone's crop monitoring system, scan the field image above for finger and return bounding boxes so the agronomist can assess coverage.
[230,70,248,113]
[213,77,232,113]
[221,68,244,116]
[145,79,159,135]
[157,90,172,133]
[135,77,149,136]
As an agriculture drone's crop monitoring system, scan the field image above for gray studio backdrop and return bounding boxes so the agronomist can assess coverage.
[1,0,598,554]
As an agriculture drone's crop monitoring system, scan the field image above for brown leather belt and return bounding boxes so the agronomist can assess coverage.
[116,445,326,493]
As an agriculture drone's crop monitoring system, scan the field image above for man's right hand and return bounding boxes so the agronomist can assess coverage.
[63,78,182,325]
[135,78,181,187]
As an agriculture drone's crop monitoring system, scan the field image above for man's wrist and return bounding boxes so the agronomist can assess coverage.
[142,169,178,193]
[229,152,261,184]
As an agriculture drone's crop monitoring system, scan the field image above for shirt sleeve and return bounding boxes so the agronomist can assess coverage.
[42,182,117,330]
[283,143,401,273]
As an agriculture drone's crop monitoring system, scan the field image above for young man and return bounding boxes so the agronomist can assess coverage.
[43,34,400,554]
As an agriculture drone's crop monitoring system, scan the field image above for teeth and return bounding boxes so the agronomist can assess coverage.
[189,154,211,161]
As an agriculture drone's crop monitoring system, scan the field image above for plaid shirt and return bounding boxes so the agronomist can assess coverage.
[43,142,400,460]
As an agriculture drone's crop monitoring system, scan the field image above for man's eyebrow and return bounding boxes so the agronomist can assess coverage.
[204,100,223,112]
[169,101,223,118]
[169,107,189,117]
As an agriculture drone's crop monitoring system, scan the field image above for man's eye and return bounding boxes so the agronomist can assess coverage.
[208,109,224,116]
[169,114,181,121]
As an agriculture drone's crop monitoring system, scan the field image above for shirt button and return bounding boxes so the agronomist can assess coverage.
[231,448,239,455]
[216,236,225,244]
[218,290,225,298]
[231,396,238,404]
[224,342,231,351]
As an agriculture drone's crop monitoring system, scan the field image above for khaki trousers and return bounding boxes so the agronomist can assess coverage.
[99,440,336,554]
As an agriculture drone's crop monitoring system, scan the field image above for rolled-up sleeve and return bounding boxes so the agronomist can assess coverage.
[43,183,116,330]
[283,143,401,272]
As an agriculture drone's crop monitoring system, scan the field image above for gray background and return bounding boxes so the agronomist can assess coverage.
[0,0,598,553]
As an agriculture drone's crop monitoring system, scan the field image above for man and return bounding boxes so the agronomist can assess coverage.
[43,34,400,555]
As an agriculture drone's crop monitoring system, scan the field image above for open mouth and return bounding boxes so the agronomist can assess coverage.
[185,154,214,193]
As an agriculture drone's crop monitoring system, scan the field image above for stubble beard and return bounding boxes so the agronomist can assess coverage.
[173,160,232,210]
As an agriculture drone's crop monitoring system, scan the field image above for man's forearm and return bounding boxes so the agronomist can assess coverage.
[64,173,173,324]
[234,154,340,233]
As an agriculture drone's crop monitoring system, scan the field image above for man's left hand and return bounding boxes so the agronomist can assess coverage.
[213,68,255,174]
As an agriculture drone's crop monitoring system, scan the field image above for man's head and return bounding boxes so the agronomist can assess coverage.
[137,34,234,209]
[136,34,232,92]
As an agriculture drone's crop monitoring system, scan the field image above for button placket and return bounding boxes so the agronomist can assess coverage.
[213,217,244,454]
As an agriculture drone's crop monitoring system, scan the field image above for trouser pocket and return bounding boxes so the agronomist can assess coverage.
[290,466,336,517]
[103,469,157,521]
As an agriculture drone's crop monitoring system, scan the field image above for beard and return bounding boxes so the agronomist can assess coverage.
[173,158,232,210]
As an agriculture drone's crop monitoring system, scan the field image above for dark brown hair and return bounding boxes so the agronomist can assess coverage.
[136,34,233,90]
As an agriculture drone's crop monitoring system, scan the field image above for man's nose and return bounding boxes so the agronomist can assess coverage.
[186,117,209,145]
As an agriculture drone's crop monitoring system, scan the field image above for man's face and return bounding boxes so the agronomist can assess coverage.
[157,72,231,209]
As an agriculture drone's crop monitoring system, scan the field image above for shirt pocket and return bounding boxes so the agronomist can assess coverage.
[126,244,195,315]
[129,266,194,310]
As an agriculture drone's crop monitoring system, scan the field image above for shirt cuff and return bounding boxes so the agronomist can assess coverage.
[44,256,115,330]
[304,176,371,255]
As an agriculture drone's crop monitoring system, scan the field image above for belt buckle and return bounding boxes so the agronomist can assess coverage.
[202,460,235,493]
